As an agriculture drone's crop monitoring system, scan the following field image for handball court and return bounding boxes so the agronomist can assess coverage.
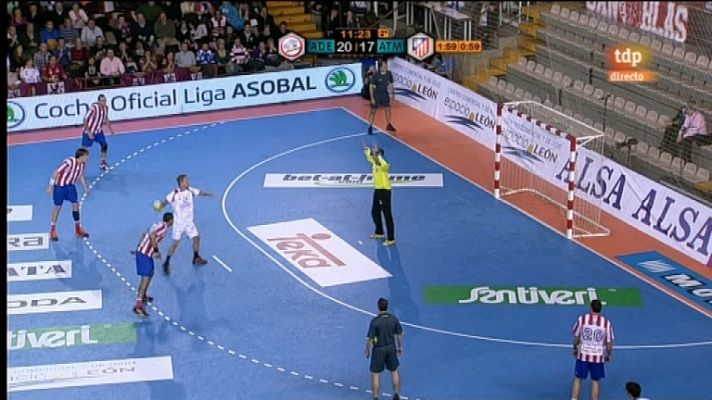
[7,96,712,400]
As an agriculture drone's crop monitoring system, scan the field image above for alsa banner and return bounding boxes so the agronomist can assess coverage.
[389,57,497,148]
[585,1,698,43]
[7,64,362,132]
[503,109,712,263]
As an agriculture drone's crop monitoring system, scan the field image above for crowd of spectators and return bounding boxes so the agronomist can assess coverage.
[7,1,296,98]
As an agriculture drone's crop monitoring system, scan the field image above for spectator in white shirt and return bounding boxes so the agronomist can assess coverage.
[81,19,104,47]
[69,3,89,30]
[677,100,710,162]
[226,37,248,74]
[100,49,125,85]
[20,58,41,95]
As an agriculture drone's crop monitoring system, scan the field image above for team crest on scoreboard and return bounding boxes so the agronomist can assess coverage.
[278,33,306,62]
[407,33,435,61]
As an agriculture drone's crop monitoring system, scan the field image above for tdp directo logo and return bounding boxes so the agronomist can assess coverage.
[7,101,26,129]
[325,67,356,93]
[607,45,656,82]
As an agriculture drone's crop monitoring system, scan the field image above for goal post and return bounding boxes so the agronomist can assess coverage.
[494,101,611,239]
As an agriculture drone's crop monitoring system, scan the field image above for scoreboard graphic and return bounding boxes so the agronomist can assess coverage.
[278,29,482,60]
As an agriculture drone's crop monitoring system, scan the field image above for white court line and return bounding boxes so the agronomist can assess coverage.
[212,255,233,273]
[219,115,712,349]
[339,107,712,321]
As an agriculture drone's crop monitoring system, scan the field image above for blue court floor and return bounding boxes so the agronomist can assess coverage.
[8,107,712,399]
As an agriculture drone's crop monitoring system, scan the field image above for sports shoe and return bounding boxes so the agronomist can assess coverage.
[100,160,109,171]
[50,229,59,241]
[383,240,396,247]
[193,256,208,266]
[75,227,89,238]
[386,124,396,132]
[369,234,385,239]
[393,394,400,400]
[368,126,374,135]
[133,306,149,317]
[163,261,171,275]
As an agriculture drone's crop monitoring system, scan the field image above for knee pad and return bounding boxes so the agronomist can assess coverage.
[101,143,108,153]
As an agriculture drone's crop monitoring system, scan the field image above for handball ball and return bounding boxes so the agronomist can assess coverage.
[153,200,162,211]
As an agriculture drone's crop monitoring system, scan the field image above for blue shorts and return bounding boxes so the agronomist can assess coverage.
[81,130,107,147]
[136,252,155,277]
[52,185,78,206]
[574,359,605,381]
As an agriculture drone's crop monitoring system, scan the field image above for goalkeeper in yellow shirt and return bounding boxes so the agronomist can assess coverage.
[365,144,395,246]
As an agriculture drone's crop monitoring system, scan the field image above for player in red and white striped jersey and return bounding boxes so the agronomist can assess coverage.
[133,212,174,317]
[81,94,115,171]
[46,148,91,241]
[570,299,615,400]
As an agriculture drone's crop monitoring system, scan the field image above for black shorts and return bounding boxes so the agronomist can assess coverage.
[371,95,391,109]
[370,346,399,373]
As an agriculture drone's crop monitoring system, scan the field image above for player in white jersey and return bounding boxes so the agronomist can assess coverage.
[571,299,614,400]
[133,212,174,317]
[156,174,213,273]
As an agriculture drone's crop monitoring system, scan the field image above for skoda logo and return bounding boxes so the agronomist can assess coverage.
[7,101,26,130]
[325,68,356,93]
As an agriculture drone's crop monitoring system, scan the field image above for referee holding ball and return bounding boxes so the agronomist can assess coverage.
[368,59,397,135]
[365,143,395,246]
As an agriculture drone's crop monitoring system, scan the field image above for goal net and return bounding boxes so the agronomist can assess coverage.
[494,101,610,239]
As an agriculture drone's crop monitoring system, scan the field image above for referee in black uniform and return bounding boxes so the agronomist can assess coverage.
[368,59,397,135]
[365,298,403,400]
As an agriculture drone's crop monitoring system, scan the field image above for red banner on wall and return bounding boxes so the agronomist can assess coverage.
[586,1,704,43]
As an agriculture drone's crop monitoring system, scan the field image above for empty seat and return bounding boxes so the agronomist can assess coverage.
[544,98,554,108]
[635,105,647,117]
[651,38,663,52]
[624,101,637,114]
[614,131,626,144]
[640,35,652,47]
[551,4,561,14]
[553,71,563,83]
[560,7,570,19]
[697,55,709,69]
[514,88,525,98]
[685,51,697,66]
[593,122,604,131]
[518,57,527,66]
[506,82,516,93]
[523,92,534,101]
[629,31,640,43]
[659,114,671,126]
[646,146,661,162]
[618,27,630,40]
[670,157,684,174]
[544,67,554,79]
[662,42,674,55]
[554,105,564,112]
[593,88,605,99]
[534,64,545,75]
[488,76,499,87]
[533,96,542,103]
[583,84,594,97]
[654,151,673,168]
[682,162,697,178]
[526,60,536,70]
[673,47,685,60]
[570,10,579,21]
[696,168,710,182]
[646,109,659,122]
[497,80,507,90]
[635,140,649,156]
[573,80,584,91]
[614,96,626,109]
[561,75,572,87]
